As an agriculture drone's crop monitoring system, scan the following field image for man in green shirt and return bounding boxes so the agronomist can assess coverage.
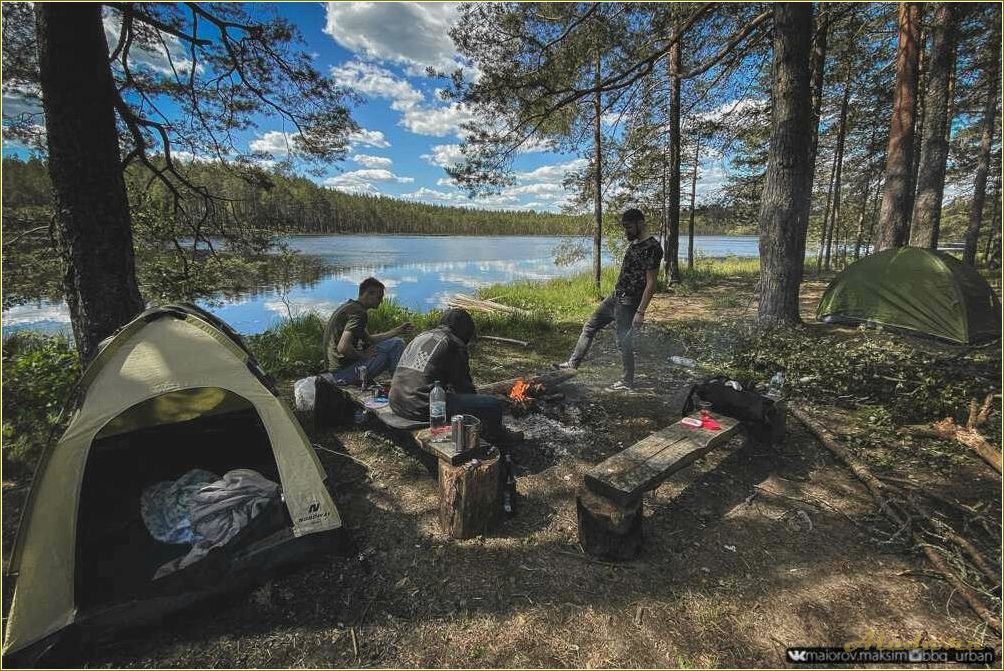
[323,277,413,384]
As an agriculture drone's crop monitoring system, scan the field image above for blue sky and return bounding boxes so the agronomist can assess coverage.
[2,2,739,213]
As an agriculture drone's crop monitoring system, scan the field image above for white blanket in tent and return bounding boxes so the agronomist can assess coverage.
[144,468,281,579]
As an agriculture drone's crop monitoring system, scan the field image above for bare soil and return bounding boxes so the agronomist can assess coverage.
[3,284,1001,668]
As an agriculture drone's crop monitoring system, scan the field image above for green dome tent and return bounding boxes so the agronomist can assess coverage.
[816,247,1001,345]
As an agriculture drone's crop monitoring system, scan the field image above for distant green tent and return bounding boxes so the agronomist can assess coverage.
[816,247,1002,345]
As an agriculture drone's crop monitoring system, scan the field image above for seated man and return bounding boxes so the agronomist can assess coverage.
[323,277,412,385]
[389,309,517,444]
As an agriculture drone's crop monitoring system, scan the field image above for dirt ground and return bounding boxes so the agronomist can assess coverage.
[3,283,1001,668]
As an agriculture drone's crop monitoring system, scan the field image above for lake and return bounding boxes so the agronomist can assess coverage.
[2,234,760,336]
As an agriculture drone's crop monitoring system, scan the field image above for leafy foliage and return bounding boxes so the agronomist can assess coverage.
[1,332,79,475]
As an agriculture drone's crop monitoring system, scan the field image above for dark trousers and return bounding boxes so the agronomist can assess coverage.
[446,393,507,442]
[569,294,638,385]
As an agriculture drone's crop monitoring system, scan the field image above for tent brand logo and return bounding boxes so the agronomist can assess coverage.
[297,500,330,524]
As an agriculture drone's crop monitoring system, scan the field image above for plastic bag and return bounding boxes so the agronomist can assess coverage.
[293,376,317,412]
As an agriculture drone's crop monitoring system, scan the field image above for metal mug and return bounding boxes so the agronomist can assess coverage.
[451,414,482,454]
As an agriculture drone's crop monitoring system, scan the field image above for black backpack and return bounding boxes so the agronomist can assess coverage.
[681,377,786,445]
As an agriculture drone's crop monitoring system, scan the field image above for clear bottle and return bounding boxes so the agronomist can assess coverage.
[429,380,447,428]
[766,371,785,400]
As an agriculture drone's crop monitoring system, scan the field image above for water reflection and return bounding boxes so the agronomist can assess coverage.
[3,234,760,335]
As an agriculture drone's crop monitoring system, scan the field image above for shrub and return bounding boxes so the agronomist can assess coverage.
[2,332,80,476]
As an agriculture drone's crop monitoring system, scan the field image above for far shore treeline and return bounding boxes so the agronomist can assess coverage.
[2,156,743,238]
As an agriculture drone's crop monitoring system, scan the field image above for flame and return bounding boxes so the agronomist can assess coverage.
[509,378,531,402]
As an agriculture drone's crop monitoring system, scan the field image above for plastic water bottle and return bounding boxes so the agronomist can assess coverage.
[766,371,785,400]
[669,355,696,368]
[429,380,447,429]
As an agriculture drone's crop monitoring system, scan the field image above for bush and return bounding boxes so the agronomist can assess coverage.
[2,332,80,477]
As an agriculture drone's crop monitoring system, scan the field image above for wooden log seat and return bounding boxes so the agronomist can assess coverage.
[578,413,741,560]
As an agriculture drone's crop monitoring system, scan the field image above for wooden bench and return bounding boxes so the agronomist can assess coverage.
[577,412,741,560]
[319,382,504,539]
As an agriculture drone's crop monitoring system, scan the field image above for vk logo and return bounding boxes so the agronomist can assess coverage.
[307,502,320,513]
[787,650,809,662]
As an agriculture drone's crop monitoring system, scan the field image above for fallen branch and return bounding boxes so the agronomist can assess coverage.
[480,335,531,347]
[903,394,1002,474]
[792,405,1002,634]
[448,293,532,317]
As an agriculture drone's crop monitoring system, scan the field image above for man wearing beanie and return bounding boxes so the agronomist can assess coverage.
[389,308,518,445]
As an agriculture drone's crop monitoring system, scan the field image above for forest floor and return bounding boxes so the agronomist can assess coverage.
[2,275,1001,668]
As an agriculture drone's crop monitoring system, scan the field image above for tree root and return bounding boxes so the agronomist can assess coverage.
[792,404,1002,635]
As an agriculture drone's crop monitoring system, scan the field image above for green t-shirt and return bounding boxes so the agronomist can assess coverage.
[323,299,370,370]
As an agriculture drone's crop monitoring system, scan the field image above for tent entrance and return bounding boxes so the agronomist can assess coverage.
[75,389,288,612]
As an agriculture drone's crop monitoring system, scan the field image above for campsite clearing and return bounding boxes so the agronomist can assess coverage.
[4,277,998,668]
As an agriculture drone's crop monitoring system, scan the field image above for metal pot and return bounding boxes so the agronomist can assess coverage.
[451,414,482,454]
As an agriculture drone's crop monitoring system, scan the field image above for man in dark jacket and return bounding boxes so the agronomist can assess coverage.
[555,208,663,391]
[390,309,515,444]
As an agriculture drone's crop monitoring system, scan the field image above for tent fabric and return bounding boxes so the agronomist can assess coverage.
[816,247,1002,345]
[3,305,341,658]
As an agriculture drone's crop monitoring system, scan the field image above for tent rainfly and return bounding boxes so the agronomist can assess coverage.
[3,305,341,664]
[816,247,1002,345]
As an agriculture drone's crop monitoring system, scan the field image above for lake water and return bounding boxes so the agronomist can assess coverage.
[2,234,760,336]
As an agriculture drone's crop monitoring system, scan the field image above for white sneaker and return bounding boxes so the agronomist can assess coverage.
[605,380,634,392]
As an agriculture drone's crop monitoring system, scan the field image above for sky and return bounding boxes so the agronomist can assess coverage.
[1,2,732,214]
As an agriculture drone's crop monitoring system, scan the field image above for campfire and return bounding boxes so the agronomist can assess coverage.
[508,378,544,406]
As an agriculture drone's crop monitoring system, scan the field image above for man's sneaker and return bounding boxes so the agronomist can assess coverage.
[551,361,577,370]
[605,380,634,393]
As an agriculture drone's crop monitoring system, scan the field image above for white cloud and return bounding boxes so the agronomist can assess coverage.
[325,168,414,194]
[402,186,467,203]
[353,153,393,168]
[323,3,462,74]
[331,60,423,109]
[348,128,391,148]
[250,130,300,156]
[436,176,458,187]
[421,143,464,168]
[514,158,589,183]
[332,60,472,138]
[400,103,473,137]
[2,89,42,119]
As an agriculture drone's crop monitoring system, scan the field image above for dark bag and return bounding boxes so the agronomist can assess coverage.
[681,377,786,444]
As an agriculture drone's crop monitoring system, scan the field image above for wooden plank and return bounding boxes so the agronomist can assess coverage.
[415,429,491,467]
[341,386,428,431]
[584,414,741,502]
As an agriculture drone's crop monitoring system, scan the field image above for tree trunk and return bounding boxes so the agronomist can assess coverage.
[757,3,813,326]
[910,3,958,248]
[687,136,699,272]
[593,55,603,289]
[963,22,1000,266]
[35,4,145,364]
[824,80,851,270]
[816,145,838,274]
[665,17,682,285]
[807,5,829,188]
[853,174,874,260]
[877,3,922,250]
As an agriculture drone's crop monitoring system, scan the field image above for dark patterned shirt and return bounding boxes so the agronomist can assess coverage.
[615,236,663,304]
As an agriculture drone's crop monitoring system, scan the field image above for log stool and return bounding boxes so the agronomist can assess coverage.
[417,429,503,539]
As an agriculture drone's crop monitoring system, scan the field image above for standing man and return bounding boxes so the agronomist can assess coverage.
[324,277,412,385]
[555,208,662,391]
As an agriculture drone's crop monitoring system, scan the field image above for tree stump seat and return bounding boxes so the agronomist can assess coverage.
[578,413,742,560]
[314,380,502,539]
